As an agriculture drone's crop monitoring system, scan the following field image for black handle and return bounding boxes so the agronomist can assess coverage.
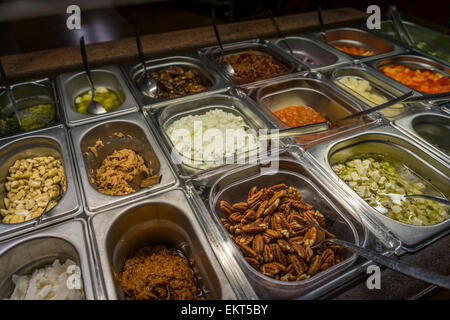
[317,6,325,30]
[79,36,95,92]
[211,8,225,60]
[135,30,148,74]
[267,10,294,56]
[337,91,414,122]
[0,59,21,125]
[333,239,450,290]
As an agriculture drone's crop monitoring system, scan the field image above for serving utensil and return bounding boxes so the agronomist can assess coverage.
[135,30,157,98]
[307,219,450,290]
[211,8,235,76]
[258,122,329,141]
[34,185,65,226]
[389,6,415,47]
[79,36,107,115]
[0,60,22,127]
[379,192,450,206]
[317,6,329,45]
[267,10,294,56]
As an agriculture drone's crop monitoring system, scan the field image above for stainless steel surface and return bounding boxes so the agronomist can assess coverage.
[308,27,404,63]
[56,65,139,127]
[271,36,350,71]
[202,157,371,299]
[0,126,82,241]
[154,92,270,178]
[329,65,420,120]
[393,109,450,163]
[0,219,96,299]
[199,39,299,86]
[369,54,450,96]
[89,188,240,300]
[123,55,229,110]
[307,125,450,252]
[247,73,380,148]
[68,112,177,214]
[0,78,61,139]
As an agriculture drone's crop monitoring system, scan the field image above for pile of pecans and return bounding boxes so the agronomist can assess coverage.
[219,183,345,281]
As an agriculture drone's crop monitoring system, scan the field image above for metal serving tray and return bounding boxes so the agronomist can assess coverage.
[0,78,62,139]
[307,124,450,252]
[69,112,177,214]
[393,109,450,163]
[367,19,450,66]
[122,54,229,110]
[89,188,242,300]
[191,155,377,299]
[308,27,404,63]
[199,39,299,86]
[152,92,271,179]
[56,65,139,127]
[246,72,381,149]
[270,36,350,71]
[0,218,96,299]
[0,126,82,241]
[328,65,423,120]
[369,54,450,96]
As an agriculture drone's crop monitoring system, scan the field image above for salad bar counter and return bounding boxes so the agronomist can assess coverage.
[0,8,449,300]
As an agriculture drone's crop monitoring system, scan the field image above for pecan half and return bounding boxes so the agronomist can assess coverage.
[271,243,288,265]
[245,257,260,269]
[232,202,249,212]
[255,200,268,219]
[242,221,268,234]
[260,262,286,276]
[235,234,254,246]
[277,239,292,252]
[304,227,318,247]
[252,234,264,254]
[220,200,233,216]
[263,244,274,263]
[263,198,280,216]
[308,255,321,276]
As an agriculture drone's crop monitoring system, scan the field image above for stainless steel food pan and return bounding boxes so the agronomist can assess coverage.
[369,54,450,96]
[206,157,368,299]
[0,126,82,241]
[199,39,299,86]
[56,65,139,127]
[89,188,239,300]
[68,112,177,214]
[329,65,422,120]
[122,55,229,109]
[0,219,96,299]
[307,125,450,251]
[155,93,270,178]
[0,78,62,139]
[393,109,450,163]
[271,36,350,71]
[308,27,404,63]
[249,74,379,149]
[367,19,450,66]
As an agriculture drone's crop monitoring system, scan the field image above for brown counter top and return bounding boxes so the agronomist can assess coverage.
[0,7,367,82]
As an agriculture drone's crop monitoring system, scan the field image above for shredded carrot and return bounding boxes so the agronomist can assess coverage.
[274,105,326,127]
[380,64,450,94]
[333,44,376,56]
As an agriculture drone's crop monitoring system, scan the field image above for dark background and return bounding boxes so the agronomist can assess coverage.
[0,0,449,56]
